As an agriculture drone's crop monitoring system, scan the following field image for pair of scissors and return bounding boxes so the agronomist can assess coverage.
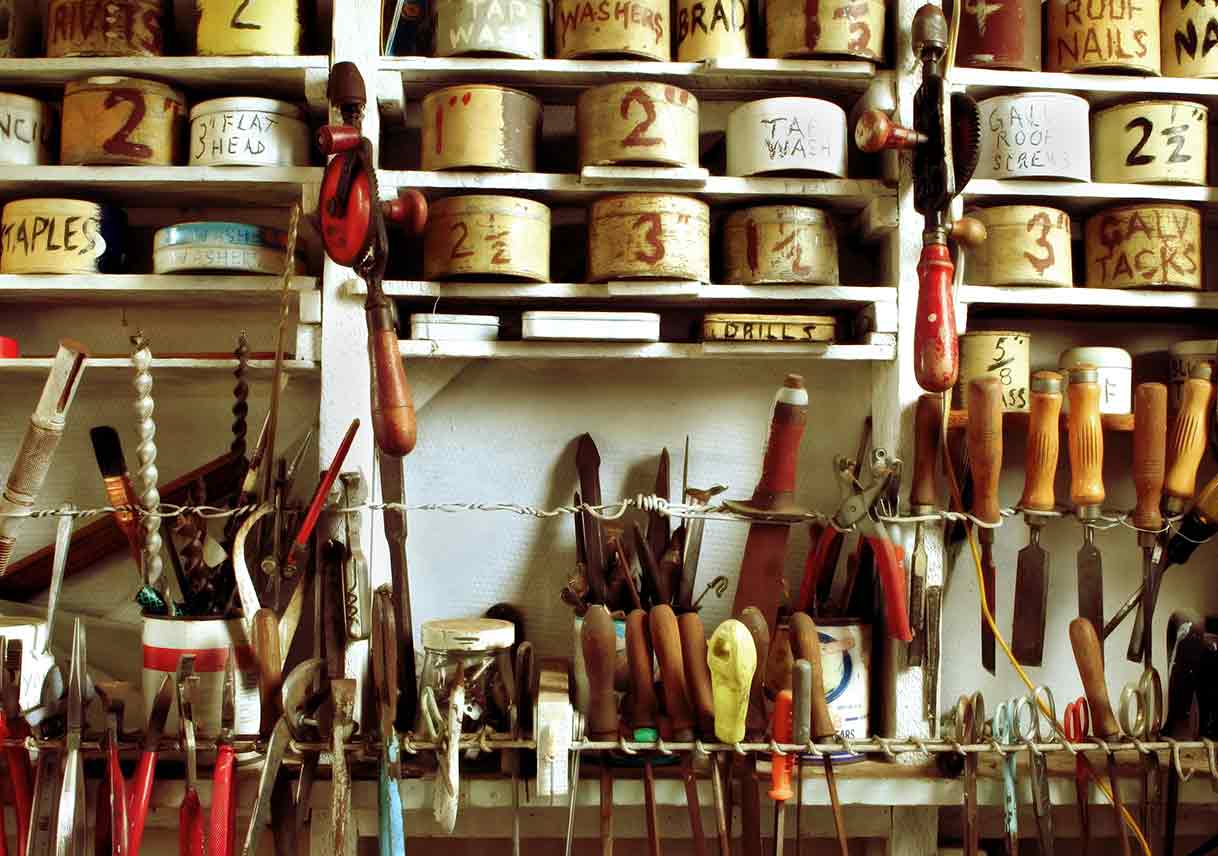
[1014,687,1057,856]
[992,698,1021,856]
[0,637,32,856]
[1064,697,1092,856]
[950,692,984,856]
[1120,667,1164,846]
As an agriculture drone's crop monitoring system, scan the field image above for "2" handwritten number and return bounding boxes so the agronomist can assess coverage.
[231,0,262,29]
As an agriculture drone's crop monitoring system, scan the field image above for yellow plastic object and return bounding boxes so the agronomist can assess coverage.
[707,619,757,744]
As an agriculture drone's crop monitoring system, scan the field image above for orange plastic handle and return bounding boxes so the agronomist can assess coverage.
[769,689,794,802]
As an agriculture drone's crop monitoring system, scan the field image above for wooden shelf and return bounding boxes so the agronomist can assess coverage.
[959,284,1218,319]
[963,179,1218,212]
[948,410,1134,432]
[398,339,895,360]
[0,358,318,382]
[952,66,1218,109]
[0,274,317,306]
[0,166,322,206]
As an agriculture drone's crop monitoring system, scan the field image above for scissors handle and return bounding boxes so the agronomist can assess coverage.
[179,790,204,856]
[379,751,406,856]
[209,743,236,856]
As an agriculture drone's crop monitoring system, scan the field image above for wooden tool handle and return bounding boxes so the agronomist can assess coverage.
[251,608,282,733]
[738,606,771,740]
[752,375,808,505]
[1068,367,1106,509]
[581,605,619,741]
[788,613,834,739]
[914,242,958,393]
[649,605,695,738]
[1133,383,1168,532]
[792,659,812,746]
[854,110,926,152]
[1165,368,1212,508]
[1019,371,1062,513]
[1069,617,1118,739]
[910,394,943,510]
[368,323,417,457]
[966,377,1004,524]
[625,609,658,730]
[679,612,715,738]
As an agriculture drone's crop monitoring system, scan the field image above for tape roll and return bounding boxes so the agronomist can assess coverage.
[421,85,540,172]
[433,0,546,57]
[966,205,1072,287]
[153,221,300,274]
[423,195,551,282]
[726,97,847,177]
[553,0,669,59]
[61,76,186,166]
[578,82,699,169]
[1,198,127,274]
[587,193,709,282]
[1084,204,1203,290]
[975,92,1091,181]
[765,0,884,60]
[188,98,310,167]
[1091,100,1207,186]
[1046,0,1159,74]
[0,93,56,166]
[197,0,301,55]
[723,205,839,285]
[46,0,166,56]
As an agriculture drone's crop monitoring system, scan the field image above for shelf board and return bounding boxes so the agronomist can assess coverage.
[398,339,894,360]
[959,284,1218,319]
[948,409,1134,432]
[963,178,1218,212]
[380,170,890,208]
[0,274,317,306]
[0,166,322,206]
[0,357,318,382]
[372,280,895,306]
[952,66,1218,109]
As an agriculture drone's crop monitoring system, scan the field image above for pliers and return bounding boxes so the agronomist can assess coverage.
[93,682,129,856]
[127,671,175,856]
[0,637,33,856]
[209,654,238,856]
[798,449,912,641]
[176,658,203,856]
[373,586,406,856]
[55,618,87,856]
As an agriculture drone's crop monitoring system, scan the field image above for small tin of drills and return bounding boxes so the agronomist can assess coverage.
[0,0,39,56]
[1046,0,1159,74]
[956,0,1041,70]
[45,0,166,56]
[433,0,546,57]
[153,221,300,275]
[411,313,500,341]
[1,198,126,274]
[588,193,709,282]
[702,313,836,343]
[1084,203,1203,290]
[423,195,551,282]
[554,0,669,60]
[765,0,885,60]
[726,97,847,177]
[60,76,186,166]
[674,0,748,60]
[975,92,1091,181]
[0,93,56,166]
[958,331,1031,412]
[197,0,301,55]
[1162,2,1218,77]
[188,97,310,167]
[1060,347,1132,414]
[578,82,699,169]
[722,205,839,285]
[967,205,1073,287]
[421,85,541,172]
[1091,100,1208,185]
[522,310,661,341]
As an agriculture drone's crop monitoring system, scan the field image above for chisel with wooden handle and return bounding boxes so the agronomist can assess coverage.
[582,606,618,856]
[1128,384,1167,665]
[907,394,941,665]
[1069,367,1106,659]
[681,612,727,854]
[966,377,1002,674]
[625,609,661,856]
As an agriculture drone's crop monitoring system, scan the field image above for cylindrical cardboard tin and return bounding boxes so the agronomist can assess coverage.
[765,0,884,61]
[1060,347,1133,414]
[726,97,847,177]
[956,0,1041,70]
[675,0,748,60]
[588,193,710,282]
[421,85,540,172]
[188,98,310,167]
[523,310,661,341]
[1046,0,1159,74]
[423,195,550,282]
[553,0,668,59]
[1085,204,1203,290]
[1169,340,1218,410]
[0,0,39,57]
[958,331,1031,412]
[797,620,870,763]
[1,198,126,274]
[411,313,500,340]
[197,0,300,55]
[0,94,56,166]
[702,313,836,343]
[966,205,1073,287]
[578,82,699,169]
[46,0,165,56]
[1092,100,1208,185]
[153,221,298,274]
[433,0,546,57]
[60,76,185,166]
[976,92,1091,181]
[723,205,839,285]
[1162,2,1218,77]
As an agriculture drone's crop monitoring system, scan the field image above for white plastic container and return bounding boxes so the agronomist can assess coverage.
[522,311,661,341]
[726,97,848,177]
[410,313,500,341]
[1059,347,1133,414]
[976,92,1091,182]
[188,98,310,167]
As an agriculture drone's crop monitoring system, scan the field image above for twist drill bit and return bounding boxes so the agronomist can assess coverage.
[131,333,166,610]
[231,332,250,460]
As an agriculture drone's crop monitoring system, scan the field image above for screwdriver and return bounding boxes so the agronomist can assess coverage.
[791,660,811,856]
[708,619,756,855]
[770,689,794,856]
[908,394,942,665]
[680,613,723,855]
[625,609,662,856]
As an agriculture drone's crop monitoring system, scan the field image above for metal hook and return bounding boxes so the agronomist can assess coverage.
[1204,737,1218,792]
[1167,737,1194,782]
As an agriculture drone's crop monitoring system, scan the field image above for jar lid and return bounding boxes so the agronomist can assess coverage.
[189,97,305,122]
[1169,339,1218,356]
[422,618,515,651]
[1059,347,1132,370]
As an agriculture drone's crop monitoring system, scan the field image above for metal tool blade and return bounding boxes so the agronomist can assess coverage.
[576,434,609,604]
[731,523,792,633]
[907,525,928,666]
[1011,525,1050,666]
[646,448,669,565]
[923,586,942,730]
[1077,527,1105,656]
[378,449,418,731]
[980,533,996,674]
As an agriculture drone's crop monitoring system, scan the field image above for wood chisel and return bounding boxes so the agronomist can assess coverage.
[707,619,756,854]
[738,606,770,856]
[1129,384,1167,666]
[680,612,720,853]
[582,605,618,856]
[625,609,662,856]
[923,585,942,730]
[966,377,1003,673]
[907,395,942,666]
[1011,371,1062,666]
[1068,367,1106,659]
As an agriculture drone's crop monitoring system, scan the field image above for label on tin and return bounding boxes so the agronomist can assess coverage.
[556,0,666,55]
[197,0,300,55]
[437,0,545,55]
[981,97,1088,180]
[1094,102,1207,185]
[703,317,833,342]
[1165,3,1218,73]
[191,109,304,165]
[46,0,165,56]
[1087,207,1201,289]
[1,211,107,266]
[0,105,54,165]
[961,332,1030,411]
[1169,343,1217,409]
[727,98,847,177]
[802,624,869,761]
[1049,0,1157,71]
[675,0,747,53]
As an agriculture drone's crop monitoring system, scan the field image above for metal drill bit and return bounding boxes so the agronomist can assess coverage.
[231,331,250,460]
[131,333,165,603]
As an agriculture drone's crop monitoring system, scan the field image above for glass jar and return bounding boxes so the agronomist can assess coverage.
[417,618,515,736]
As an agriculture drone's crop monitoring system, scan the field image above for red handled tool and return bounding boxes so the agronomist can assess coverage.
[1063,697,1092,856]
[0,638,32,856]
[209,654,238,856]
[176,657,204,856]
[127,673,175,856]
[770,689,794,856]
[95,682,130,856]
[283,417,359,574]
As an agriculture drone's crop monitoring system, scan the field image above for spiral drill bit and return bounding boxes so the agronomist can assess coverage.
[131,333,167,614]
[232,332,250,461]
[174,478,208,611]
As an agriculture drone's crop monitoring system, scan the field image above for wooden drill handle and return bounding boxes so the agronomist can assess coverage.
[1069,617,1119,739]
[854,110,926,152]
[788,613,834,739]
[251,608,282,733]
[650,605,695,738]
[1133,383,1168,532]
[910,394,942,510]
[966,377,1004,524]
[1019,371,1062,513]
[1165,369,1212,508]
[368,324,417,457]
[914,242,959,393]
[581,605,619,741]
[1068,368,1106,509]
[738,606,771,740]
[625,609,658,730]
[678,612,715,738]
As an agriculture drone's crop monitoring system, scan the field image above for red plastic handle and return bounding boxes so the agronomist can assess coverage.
[870,537,912,641]
[1,718,32,856]
[914,242,959,393]
[317,125,362,154]
[179,791,204,856]
[209,744,236,856]
[126,749,159,856]
[796,526,839,613]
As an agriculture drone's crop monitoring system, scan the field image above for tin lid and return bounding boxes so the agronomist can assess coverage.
[1030,371,1063,394]
[1169,339,1218,357]
[522,311,661,323]
[1095,99,1209,118]
[728,95,847,120]
[1190,362,1214,381]
[979,91,1091,111]
[68,76,184,101]
[725,205,832,226]
[153,221,288,250]
[189,97,305,122]
[704,313,835,325]
[1060,347,1132,371]
[421,618,515,652]
[423,84,540,106]
[2,198,105,213]
[963,330,1031,339]
[412,313,500,326]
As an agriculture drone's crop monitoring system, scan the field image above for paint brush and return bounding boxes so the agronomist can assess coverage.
[89,427,143,572]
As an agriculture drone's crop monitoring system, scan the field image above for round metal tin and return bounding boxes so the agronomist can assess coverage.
[46,0,165,56]
[1084,204,1203,290]
[976,92,1091,181]
[958,331,1031,412]
[422,618,515,652]
[957,0,1041,70]
[421,85,540,172]
[726,97,847,177]
[578,82,699,169]
[765,0,884,60]
[152,221,298,274]
[411,313,500,341]
[0,93,56,166]
[522,310,661,341]
[60,76,185,166]
[1162,2,1218,77]
[966,205,1073,287]
[702,313,836,343]
[1046,0,1159,74]
[675,0,748,61]
[433,0,545,57]
[723,205,839,285]
[1060,347,1133,414]
[1169,340,1218,410]
[1092,100,1208,185]
[553,0,668,60]
[423,195,551,282]
[196,0,300,55]
[1,198,126,274]
[188,97,310,167]
[588,193,710,282]
[0,0,39,57]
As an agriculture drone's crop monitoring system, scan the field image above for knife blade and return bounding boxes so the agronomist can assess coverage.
[576,434,610,605]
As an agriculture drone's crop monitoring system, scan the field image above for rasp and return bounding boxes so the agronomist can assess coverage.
[378,449,418,731]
